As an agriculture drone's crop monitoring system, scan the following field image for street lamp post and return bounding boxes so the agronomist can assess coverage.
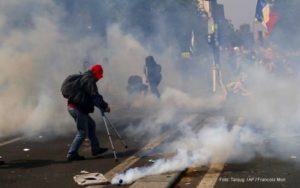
[198,0,221,93]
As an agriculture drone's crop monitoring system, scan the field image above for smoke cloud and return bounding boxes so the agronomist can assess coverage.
[0,1,152,137]
[112,66,300,184]
[0,0,208,137]
[1,1,300,186]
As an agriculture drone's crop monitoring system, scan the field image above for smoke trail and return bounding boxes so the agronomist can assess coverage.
[112,149,210,185]
[112,118,264,185]
[112,62,300,184]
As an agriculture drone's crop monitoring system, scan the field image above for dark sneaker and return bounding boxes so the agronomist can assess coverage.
[67,153,85,161]
[92,147,108,156]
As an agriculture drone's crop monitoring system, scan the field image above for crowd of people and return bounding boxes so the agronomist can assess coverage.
[215,44,300,127]
[221,45,298,81]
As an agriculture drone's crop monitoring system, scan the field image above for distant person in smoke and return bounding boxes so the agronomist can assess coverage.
[226,72,251,97]
[143,56,162,98]
[126,75,148,104]
[224,72,252,126]
[263,48,276,73]
[127,75,148,96]
[61,64,110,161]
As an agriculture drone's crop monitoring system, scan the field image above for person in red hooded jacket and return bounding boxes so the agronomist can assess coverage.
[66,64,110,161]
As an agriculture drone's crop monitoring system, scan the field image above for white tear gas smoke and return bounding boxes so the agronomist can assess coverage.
[0,1,72,136]
[113,121,268,184]
[2,2,300,185]
[112,149,209,185]
[112,63,300,184]
[0,1,150,137]
[111,1,300,183]
[0,0,200,138]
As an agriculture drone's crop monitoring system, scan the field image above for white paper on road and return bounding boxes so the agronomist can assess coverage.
[73,172,108,186]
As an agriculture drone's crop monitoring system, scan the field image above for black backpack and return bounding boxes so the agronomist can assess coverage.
[61,74,82,99]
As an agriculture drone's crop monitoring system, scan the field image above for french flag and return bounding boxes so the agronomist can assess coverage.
[255,0,279,34]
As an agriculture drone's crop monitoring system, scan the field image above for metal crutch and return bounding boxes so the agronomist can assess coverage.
[101,111,118,162]
[102,113,128,149]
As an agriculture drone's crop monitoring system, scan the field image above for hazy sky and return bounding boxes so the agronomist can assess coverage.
[218,0,257,29]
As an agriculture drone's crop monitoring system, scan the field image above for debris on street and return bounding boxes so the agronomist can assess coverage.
[23,148,30,152]
[73,172,108,186]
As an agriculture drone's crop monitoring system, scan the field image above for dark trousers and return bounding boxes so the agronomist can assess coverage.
[149,80,160,98]
[67,107,100,156]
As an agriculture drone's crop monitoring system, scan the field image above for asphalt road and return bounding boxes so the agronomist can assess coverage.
[1,113,300,188]
[174,154,300,188]
[214,158,300,188]
[0,129,139,188]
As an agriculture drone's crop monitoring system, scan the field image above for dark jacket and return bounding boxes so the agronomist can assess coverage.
[144,63,162,84]
[69,71,108,114]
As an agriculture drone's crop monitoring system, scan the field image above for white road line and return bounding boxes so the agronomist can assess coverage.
[197,163,225,188]
[196,117,245,188]
[0,137,24,147]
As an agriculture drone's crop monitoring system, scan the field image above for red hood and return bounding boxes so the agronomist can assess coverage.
[89,64,103,81]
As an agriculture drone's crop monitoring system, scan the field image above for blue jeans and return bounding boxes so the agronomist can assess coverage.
[67,107,100,156]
